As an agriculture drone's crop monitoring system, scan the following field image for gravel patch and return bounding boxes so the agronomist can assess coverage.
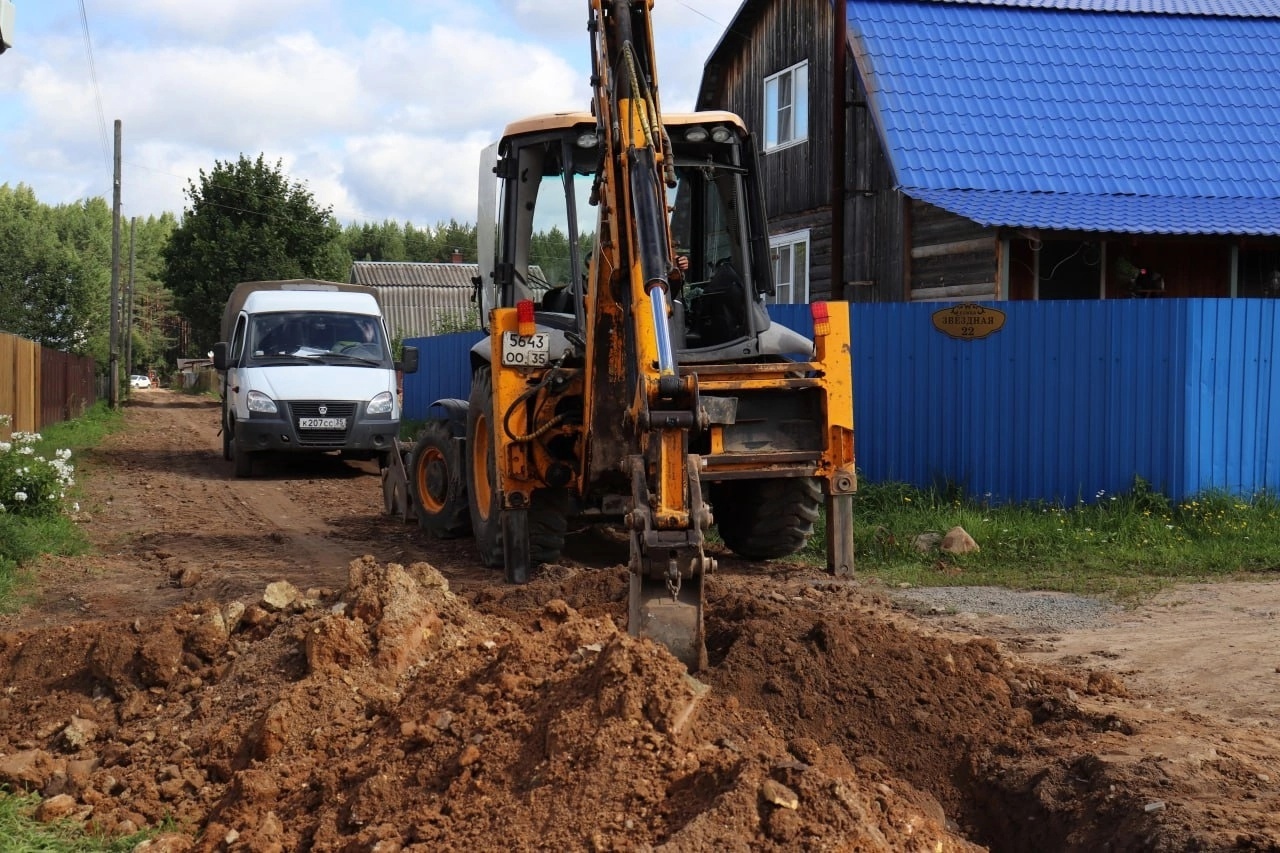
[891,585,1125,633]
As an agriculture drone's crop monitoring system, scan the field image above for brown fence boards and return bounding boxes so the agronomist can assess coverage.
[1,332,97,433]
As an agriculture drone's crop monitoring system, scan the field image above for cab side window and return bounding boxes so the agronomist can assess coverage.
[231,316,248,364]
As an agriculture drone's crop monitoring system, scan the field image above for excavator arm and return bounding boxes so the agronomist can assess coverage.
[585,0,712,668]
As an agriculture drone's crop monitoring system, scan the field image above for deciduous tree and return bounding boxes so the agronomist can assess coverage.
[163,155,345,354]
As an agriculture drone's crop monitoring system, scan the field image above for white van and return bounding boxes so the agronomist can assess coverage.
[212,279,418,477]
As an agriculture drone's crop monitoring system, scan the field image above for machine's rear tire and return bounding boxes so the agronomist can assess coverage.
[410,420,471,538]
[709,477,821,559]
[467,368,505,567]
[466,367,569,568]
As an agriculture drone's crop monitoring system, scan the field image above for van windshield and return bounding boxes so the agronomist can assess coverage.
[249,312,391,366]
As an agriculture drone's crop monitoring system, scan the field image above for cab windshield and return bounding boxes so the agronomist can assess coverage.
[248,312,391,366]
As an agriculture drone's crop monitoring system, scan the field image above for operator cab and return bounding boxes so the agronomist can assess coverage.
[477,111,799,363]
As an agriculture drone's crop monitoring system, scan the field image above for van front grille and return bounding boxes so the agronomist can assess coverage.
[287,401,357,446]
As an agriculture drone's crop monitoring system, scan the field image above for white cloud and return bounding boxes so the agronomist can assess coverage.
[338,131,493,225]
[103,0,332,42]
[0,0,751,225]
[358,24,584,134]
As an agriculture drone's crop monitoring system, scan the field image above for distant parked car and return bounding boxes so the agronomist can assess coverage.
[130,374,151,389]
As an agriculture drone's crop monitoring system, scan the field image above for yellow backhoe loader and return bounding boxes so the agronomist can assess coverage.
[403,0,855,669]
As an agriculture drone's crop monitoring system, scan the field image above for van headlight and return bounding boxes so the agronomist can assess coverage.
[246,390,278,414]
[367,391,394,416]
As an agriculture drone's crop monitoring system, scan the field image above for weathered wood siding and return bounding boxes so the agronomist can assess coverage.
[701,0,908,304]
[844,55,903,302]
[769,210,833,300]
[907,201,999,301]
[699,1,839,300]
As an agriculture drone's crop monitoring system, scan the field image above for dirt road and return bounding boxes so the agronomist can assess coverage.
[0,388,1277,851]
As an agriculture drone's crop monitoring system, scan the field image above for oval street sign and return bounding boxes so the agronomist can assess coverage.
[931,304,1007,340]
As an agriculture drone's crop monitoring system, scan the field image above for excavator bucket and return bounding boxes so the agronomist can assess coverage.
[624,456,712,671]
[630,572,706,671]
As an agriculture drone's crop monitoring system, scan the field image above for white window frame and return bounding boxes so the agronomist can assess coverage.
[768,229,811,304]
[763,61,809,152]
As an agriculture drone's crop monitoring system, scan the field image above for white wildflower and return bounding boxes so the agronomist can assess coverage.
[14,491,27,502]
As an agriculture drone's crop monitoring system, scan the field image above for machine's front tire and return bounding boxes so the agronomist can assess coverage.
[410,420,471,538]
[709,477,821,559]
[467,368,504,567]
[466,367,570,569]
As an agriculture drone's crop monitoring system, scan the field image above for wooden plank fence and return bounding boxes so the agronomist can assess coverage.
[0,332,98,436]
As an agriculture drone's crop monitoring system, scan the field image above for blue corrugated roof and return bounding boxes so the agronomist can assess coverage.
[848,0,1280,234]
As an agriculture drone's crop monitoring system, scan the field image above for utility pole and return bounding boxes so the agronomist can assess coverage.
[109,119,122,408]
[124,216,137,388]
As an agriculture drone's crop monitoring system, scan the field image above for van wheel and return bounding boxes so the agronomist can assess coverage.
[231,428,254,478]
[221,403,233,461]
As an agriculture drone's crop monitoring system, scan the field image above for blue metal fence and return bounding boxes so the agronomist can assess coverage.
[402,300,1280,503]
[402,331,483,418]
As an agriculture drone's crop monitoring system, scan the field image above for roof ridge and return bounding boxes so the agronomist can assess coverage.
[909,0,1280,20]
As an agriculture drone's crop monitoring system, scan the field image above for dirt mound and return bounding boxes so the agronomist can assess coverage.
[0,558,978,851]
[6,553,1272,851]
[4,392,1278,851]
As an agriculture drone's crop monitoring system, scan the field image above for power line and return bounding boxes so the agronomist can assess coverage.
[77,0,112,176]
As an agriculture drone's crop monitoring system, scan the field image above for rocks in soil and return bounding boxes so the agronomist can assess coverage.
[0,556,1268,851]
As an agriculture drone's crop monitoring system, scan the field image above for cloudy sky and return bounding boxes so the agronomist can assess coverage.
[0,0,742,227]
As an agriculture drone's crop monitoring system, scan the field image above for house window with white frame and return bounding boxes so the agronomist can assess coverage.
[769,230,810,304]
[764,61,809,151]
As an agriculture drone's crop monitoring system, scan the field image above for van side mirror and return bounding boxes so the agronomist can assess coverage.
[399,345,419,375]
[212,342,229,371]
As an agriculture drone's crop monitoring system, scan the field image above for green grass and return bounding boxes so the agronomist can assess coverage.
[796,476,1280,601]
[0,789,165,852]
[0,404,123,607]
[29,403,124,459]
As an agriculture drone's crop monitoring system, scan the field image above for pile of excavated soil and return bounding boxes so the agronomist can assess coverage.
[3,392,1278,851]
[1,558,985,851]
